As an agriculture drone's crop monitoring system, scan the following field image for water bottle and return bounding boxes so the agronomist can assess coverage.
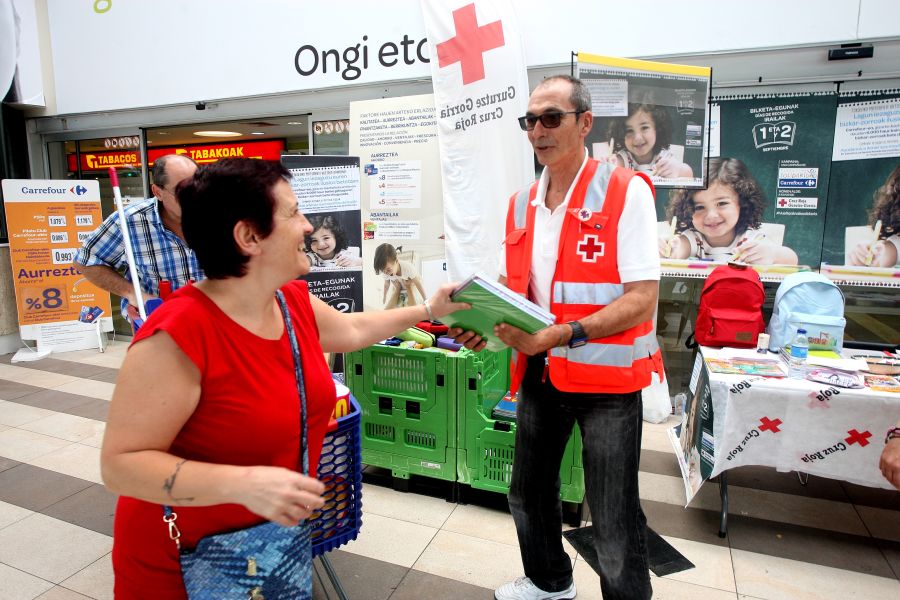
[789,328,809,379]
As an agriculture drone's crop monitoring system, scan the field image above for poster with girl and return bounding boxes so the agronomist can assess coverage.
[824,91,900,280]
[576,53,711,189]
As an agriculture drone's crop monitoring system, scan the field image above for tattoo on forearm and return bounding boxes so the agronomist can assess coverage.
[163,459,195,504]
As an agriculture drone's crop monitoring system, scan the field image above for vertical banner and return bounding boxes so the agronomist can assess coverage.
[420,0,533,282]
[577,53,711,189]
[821,90,900,284]
[668,351,716,505]
[349,94,446,313]
[708,92,837,268]
[280,155,364,316]
[1,179,112,350]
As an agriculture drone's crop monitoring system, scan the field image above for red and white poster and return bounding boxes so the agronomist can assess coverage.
[420,0,533,281]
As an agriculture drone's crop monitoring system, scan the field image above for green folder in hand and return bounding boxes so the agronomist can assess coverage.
[440,273,555,352]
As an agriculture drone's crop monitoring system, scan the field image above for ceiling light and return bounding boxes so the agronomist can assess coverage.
[287,121,304,125]
[193,130,241,138]
[250,132,265,135]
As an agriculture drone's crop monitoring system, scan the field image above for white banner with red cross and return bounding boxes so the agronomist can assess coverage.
[420,0,533,282]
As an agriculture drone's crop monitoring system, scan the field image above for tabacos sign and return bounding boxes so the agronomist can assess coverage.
[67,140,286,171]
[148,140,285,164]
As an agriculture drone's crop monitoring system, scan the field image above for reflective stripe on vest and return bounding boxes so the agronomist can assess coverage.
[553,281,624,307]
[548,328,660,366]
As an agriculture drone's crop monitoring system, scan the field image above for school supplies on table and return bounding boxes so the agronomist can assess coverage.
[704,356,786,377]
[440,273,555,352]
[863,373,900,393]
[767,272,846,352]
[806,367,864,388]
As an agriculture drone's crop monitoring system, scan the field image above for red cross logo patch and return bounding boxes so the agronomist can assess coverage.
[576,234,604,263]
[435,4,505,85]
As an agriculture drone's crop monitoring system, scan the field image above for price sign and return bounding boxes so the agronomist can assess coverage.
[1,179,112,348]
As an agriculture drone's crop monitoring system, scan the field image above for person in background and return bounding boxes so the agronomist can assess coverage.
[373,242,426,308]
[100,158,466,598]
[452,75,662,600]
[881,420,900,490]
[73,154,204,320]
[847,164,900,267]
[662,157,798,265]
[607,99,693,179]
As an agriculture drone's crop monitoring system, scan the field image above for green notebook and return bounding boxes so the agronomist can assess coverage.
[440,274,555,352]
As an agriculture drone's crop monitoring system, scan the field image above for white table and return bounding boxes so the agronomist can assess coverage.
[670,347,900,535]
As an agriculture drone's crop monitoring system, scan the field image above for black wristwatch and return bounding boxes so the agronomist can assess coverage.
[567,321,588,348]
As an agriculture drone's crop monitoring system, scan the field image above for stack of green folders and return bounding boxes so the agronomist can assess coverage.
[440,273,555,352]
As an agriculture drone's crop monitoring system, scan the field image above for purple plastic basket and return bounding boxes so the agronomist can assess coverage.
[310,395,363,557]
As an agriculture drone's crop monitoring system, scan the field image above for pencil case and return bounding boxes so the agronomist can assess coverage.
[416,320,449,336]
[396,326,435,348]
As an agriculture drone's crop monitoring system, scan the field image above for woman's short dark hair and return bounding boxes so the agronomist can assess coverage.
[306,214,349,255]
[179,158,291,279]
[607,101,673,157]
[666,157,765,235]
[373,243,397,274]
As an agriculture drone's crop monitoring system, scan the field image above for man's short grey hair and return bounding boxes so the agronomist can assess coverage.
[535,75,592,113]
[152,154,198,189]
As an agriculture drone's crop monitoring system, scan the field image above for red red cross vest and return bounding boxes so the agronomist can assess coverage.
[505,159,663,395]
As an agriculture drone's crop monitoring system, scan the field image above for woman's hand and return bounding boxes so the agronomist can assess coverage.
[235,466,326,527]
[425,282,470,320]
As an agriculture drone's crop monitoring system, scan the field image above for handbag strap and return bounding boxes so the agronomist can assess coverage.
[162,289,310,544]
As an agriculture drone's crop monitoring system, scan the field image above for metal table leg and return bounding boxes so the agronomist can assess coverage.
[316,554,350,600]
[718,471,728,538]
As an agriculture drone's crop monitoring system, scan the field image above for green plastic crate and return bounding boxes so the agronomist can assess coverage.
[346,346,458,481]
[456,349,585,503]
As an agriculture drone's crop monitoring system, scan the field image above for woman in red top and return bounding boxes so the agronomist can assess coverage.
[100,158,466,599]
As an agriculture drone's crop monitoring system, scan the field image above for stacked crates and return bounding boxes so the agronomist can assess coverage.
[455,349,584,503]
[346,344,585,505]
[345,345,458,481]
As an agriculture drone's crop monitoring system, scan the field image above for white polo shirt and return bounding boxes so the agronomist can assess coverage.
[499,153,660,311]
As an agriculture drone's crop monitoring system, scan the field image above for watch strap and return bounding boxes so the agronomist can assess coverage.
[886,426,900,444]
[567,321,588,348]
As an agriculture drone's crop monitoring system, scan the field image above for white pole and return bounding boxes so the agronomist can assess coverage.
[108,167,147,321]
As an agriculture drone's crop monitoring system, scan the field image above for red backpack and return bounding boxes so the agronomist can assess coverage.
[689,264,765,348]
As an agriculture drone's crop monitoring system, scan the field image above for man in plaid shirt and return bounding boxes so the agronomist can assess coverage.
[73,154,204,321]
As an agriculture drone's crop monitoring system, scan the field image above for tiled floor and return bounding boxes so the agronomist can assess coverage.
[0,340,898,599]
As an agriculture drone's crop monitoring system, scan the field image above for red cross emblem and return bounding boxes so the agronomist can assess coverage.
[844,429,872,447]
[778,198,788,207]
[436,3,505,85]
[576,234,604,263]
[758,416,782,433]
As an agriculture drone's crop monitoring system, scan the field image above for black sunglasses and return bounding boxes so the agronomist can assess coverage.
[517,110,584,131]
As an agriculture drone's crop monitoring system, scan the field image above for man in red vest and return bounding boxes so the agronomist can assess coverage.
[452,75,662,600]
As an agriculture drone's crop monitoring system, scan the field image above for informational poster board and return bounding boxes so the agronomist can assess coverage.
[694,92,838,268]
[668,351,716,505]
[281,155,363,316]
[822,90,900,282]
[577,52,711,189]
[349,94,447,313]
[1,179,112,351]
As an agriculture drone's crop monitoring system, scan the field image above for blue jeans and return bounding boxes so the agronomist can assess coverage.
[508,354,651,600]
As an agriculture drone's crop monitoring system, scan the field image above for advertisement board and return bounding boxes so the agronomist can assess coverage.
[2,179,112,350]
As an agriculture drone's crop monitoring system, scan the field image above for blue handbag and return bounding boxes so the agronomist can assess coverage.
[163,290,313,599]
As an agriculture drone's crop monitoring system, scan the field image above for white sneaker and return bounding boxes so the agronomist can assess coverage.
[494,576,577,600]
